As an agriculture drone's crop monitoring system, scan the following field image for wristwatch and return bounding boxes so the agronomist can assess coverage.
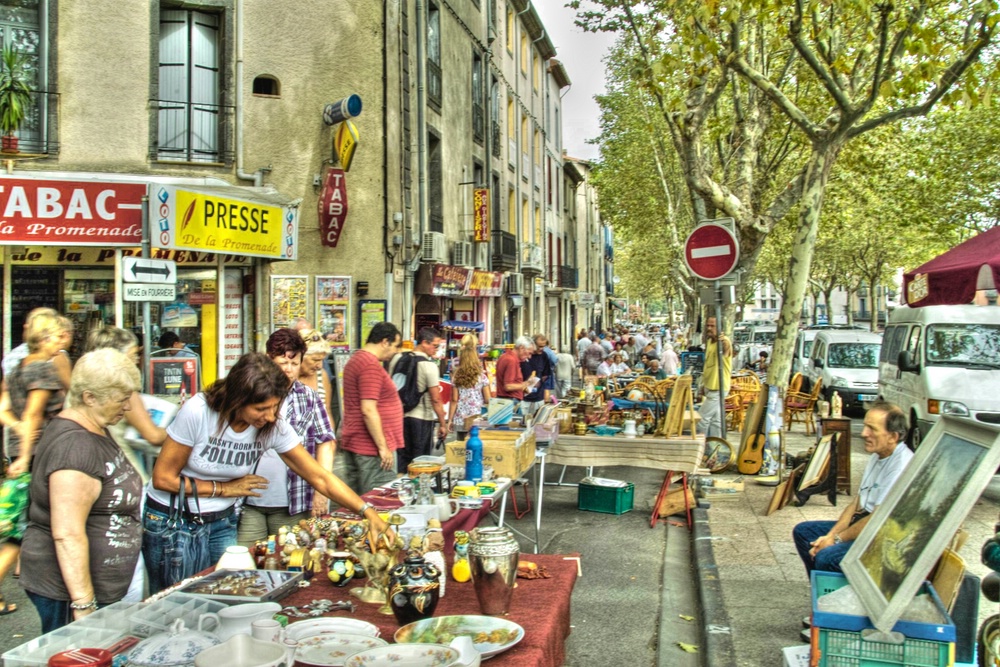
[833,534,843,545]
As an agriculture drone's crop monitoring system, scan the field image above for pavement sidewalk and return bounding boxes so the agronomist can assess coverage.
[697,419,1000,666]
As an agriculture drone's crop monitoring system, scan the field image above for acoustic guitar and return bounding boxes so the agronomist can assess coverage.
[737,385,768,475]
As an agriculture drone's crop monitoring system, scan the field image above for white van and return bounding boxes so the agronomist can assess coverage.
[878,305,1000,447]
[807,330,883,410]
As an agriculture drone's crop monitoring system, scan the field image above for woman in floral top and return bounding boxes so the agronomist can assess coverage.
[447,334,491,440]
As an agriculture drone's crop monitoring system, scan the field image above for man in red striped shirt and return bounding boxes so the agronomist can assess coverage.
[337,322,404,494]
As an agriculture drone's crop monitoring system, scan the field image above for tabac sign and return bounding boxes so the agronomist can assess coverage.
[0,177,145,245]
[154,186,298,260]
[318,168,348,248]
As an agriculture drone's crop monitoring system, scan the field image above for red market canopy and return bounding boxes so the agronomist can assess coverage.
[903,226,1000,306]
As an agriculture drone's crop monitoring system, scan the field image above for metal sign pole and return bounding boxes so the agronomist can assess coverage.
[141,194,152,394]
[714,280,727,440]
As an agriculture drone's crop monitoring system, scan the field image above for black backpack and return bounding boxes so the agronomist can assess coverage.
[388,352,433,412]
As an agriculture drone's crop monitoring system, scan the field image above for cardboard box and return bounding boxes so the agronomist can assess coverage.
[445,428,537,479]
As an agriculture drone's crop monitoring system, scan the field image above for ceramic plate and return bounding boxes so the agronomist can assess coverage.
[344,644,459,667]
[394,615,524,659]
[294,633,388,667]
[285,618,381,641]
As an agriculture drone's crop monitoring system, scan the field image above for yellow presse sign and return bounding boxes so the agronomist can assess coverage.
[155,185,298,260]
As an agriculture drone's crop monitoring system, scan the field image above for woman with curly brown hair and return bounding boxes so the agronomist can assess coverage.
[447,334,491,440]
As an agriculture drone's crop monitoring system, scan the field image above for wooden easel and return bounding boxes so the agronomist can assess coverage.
[652,375,699,528]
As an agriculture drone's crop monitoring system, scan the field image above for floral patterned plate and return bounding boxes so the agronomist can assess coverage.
[294,633,388,667]
[394,615,524,659]
[344,643,459,667]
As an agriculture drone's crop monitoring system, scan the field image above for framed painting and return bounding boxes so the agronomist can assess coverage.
[797,434,835,492]
[841,416,1000,632]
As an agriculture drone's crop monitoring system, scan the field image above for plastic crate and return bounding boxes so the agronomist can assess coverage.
[810,571,955,667]
[577,479,634,515]
[74,599,143,632]
[1,627,126,667]
[129,591,228,637]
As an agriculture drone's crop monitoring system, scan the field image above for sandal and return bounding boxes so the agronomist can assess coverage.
[0,596,17,615]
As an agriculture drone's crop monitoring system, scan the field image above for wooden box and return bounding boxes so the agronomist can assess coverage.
[657,486,695,518]
[445,428,537,479]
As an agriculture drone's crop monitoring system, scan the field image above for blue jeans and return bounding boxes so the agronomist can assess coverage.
[26,591,72,634]
[142,504,238,594]
[793,520,851,575]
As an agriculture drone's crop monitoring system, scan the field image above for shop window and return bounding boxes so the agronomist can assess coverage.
[252,75,280,96]
[156,8,224,163]
[472,50,484,144]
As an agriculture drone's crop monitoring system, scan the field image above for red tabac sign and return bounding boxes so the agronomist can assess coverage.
[0,178,145,245]
[318,168,348,247]
[473,187,490,242]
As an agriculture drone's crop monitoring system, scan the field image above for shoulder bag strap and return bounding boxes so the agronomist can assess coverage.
[184,476,204,524]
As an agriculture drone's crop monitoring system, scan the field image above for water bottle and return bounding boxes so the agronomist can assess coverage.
[465,426,484,483]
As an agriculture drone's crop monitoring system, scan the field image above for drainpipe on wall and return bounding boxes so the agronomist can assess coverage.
[235,0,265,187]
[406,0,430,340]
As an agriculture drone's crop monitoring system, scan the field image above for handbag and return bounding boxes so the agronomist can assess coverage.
[159,474,212,587]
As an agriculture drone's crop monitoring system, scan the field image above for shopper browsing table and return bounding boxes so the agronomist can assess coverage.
[19,350,142,632]
[143,352,389,594]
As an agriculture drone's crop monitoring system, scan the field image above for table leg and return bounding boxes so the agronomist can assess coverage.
[650,471,675,528]
[533,451,545,555]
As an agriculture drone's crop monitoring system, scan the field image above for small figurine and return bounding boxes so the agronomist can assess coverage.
[452,530,471,583]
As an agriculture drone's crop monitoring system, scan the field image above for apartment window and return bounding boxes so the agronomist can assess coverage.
[507,187,516,233]
[521,197,529,242]
[520,33,527,75]
[0,1,47,154]
[427,2,441,109]
[506,4,514,53]
[520,112,528,179]
[507,96,516,167]
[533,127,541,189]
[252,75,279,96]
[490,76,501,158]
[472,51,484,143]
[547,157,552,206]
[158,9,221,162]
[428,130,443,232]
[534,204,541,242]
[532,51,540,92]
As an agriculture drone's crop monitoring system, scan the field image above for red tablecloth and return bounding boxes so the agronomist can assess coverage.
[360,490,494,556]
[283,553,578,667]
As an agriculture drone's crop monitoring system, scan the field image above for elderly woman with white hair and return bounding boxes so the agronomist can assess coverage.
[19,349,143,632]
[297,328,335,429]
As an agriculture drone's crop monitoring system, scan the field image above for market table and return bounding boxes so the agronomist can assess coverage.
[546,433,705,527]
[282,552,579,667]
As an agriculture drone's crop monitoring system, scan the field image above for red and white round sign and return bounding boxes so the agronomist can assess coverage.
[684,223,740,281]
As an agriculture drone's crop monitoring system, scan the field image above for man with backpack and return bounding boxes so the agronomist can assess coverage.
[388,327,449,473]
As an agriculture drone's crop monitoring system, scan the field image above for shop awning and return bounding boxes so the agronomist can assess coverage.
[903,226,1000,306]
[441,320,485,332]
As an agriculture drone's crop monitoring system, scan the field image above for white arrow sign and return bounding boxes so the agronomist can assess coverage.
[123,284,176,302]
[123,257,177,284]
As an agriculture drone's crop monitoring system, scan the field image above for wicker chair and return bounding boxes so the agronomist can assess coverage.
[785,379,823,435]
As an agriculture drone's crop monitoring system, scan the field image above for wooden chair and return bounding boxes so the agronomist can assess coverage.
[725,391,745,432]
[785,379,823,435]
[788,372,803,395]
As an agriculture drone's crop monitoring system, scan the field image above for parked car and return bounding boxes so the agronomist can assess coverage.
[878,304,1000,448]
[807,330,883,410]
[793,324,870,377]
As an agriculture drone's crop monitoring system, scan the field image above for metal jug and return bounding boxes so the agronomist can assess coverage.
[468,527,519,615]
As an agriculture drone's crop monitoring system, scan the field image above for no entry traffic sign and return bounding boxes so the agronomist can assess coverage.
[684,223,740,281]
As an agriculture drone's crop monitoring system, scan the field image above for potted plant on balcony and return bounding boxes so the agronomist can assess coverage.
[0,44,33,153]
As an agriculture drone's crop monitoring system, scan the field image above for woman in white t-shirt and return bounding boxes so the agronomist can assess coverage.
[142,353,389,594]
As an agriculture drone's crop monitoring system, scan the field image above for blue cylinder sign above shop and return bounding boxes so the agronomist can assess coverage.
[323,94,362,126]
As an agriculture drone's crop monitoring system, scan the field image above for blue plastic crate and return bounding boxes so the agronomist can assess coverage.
[809,571,955,667]
[811,571,955,643]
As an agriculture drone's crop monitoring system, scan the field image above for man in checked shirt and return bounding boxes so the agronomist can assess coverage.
[237,328,338,546]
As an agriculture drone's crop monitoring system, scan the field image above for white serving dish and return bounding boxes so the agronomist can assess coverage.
[284,618,381,641]
[344,643,460,667]
[294,633,388,667]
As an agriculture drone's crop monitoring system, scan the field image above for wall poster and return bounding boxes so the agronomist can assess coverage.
[358,299,387,347]
[271,276,309,328]
[317,276,351,350]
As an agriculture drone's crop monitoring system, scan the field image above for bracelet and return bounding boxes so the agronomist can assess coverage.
[357,502,373,515]
[70,599,98,611]
[210,480,218,498]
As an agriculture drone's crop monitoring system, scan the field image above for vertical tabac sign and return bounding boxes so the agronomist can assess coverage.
[473,188,490,242]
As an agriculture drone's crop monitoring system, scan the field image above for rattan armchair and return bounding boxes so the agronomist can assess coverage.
[784,379,823,435]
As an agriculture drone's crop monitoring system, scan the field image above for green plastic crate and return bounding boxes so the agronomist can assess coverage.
[577,480,634,515]
[814,627,954,667]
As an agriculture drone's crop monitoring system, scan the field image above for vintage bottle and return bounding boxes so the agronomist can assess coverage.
[465,426,483,483]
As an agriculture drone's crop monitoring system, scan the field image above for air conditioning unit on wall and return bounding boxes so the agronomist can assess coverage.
[507,273,524,295]
[452,240,474,267]
[421,232,448,263]
[474,243,490,270]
